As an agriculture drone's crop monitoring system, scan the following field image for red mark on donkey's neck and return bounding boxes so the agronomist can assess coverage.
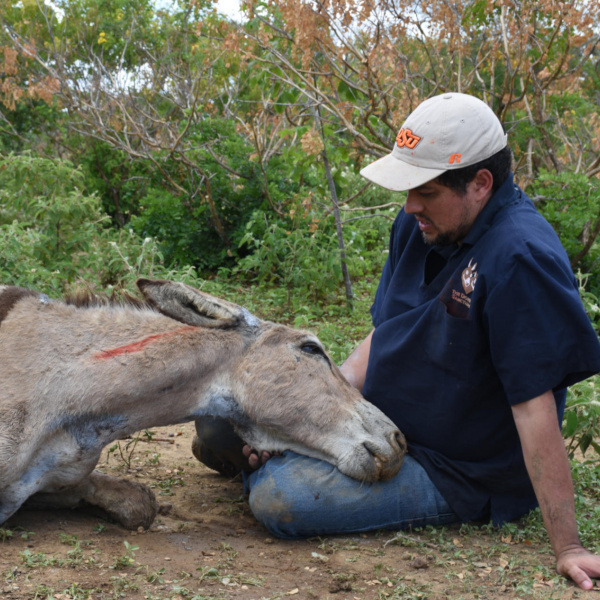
[93,326,197,360]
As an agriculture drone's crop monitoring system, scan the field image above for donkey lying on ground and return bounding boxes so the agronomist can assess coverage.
[0,278,406,530]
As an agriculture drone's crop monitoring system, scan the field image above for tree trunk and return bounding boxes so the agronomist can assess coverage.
[311,104,353,310]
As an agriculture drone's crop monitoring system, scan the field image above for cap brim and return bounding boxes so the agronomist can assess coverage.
[360,154,446,192]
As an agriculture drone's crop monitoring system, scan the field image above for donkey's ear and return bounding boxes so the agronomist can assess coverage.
[137,278,248,328]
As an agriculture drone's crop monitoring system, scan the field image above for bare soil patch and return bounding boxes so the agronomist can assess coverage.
[0,424,593,599]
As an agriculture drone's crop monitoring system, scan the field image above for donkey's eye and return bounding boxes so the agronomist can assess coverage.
[300,343,324,356]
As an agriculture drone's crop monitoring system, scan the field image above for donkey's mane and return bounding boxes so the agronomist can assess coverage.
[64,289,151,312]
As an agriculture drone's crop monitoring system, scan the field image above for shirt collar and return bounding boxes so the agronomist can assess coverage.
[461,172,520,248]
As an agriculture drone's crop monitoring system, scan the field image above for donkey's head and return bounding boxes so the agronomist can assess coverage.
[137,279,406,482]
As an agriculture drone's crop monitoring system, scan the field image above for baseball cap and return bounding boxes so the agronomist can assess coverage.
[360,93,508,191]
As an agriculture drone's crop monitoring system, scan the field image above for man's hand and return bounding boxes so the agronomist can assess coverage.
[242,445,279,470]
[557,546,600,590]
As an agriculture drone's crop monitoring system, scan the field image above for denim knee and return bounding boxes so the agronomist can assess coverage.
[248,473,302,539]
[246,451,348,539]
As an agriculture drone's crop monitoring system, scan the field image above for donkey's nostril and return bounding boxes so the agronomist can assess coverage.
[393,430,407,454]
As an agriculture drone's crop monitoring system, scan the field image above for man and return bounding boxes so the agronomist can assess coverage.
[194,93,600,590]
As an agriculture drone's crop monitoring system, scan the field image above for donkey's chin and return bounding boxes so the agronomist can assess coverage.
[239,426,405,482]
[335,442,405,482]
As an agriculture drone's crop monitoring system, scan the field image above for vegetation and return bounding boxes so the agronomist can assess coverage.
[0,0,599,450]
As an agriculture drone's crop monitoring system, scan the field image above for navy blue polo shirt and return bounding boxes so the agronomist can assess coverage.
[362,173,600,525]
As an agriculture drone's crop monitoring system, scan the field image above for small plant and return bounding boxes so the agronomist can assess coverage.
[20,549,63,568]
[16,528,35,541]
[111,540,139,569]
[93,522,107,534]
[152,474,185,496]
[214,495,246,515]
[110,575,140,593]
[146,566,166,584]
[0,528,13,543]
[196,565,220,583]
[149,452,162,465]
[32,584,55,598]
[58,532,79,546]
[60,583,96,599]
[106,431,149,470]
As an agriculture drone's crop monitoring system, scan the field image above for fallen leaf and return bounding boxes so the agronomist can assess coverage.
[287,588,299,595]
[311,551,329,562]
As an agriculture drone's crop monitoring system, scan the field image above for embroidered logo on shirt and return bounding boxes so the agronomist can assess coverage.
[396,128,422,149]
[439,258,478,318]
[461,258,478,294]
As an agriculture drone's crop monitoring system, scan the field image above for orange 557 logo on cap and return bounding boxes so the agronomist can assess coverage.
[396,128,421,149]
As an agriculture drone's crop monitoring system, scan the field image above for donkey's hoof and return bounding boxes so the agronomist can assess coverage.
[98,478,160,530]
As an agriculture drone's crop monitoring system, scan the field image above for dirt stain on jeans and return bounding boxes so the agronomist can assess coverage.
[249,472,295,523]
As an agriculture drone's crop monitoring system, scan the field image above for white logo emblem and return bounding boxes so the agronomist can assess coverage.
[461,258,478,294]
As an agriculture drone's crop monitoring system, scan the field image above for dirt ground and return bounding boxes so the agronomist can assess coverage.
[0,423,595,600]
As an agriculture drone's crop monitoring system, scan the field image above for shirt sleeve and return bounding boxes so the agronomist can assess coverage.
[485,247,600,404]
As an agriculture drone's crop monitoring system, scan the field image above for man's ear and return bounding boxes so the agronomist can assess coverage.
[471,168,494,202]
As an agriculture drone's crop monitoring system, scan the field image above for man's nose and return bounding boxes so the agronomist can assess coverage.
[405,190,422,215]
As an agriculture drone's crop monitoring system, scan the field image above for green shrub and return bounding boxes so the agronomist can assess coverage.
[531,170,600,291]
[0,153,199,296]
[233,208,342,309]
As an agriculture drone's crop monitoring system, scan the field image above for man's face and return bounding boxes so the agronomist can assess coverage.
[404,177,490,246]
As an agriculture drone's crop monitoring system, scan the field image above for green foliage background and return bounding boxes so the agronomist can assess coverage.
[0,0,599,457]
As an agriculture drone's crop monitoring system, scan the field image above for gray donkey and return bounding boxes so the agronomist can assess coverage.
[0,278,406,530]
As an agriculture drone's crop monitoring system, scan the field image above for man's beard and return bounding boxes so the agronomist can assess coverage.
[418,214,473,247]
[421,224,470,246]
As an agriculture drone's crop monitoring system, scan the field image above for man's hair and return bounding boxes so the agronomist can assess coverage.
[436,146,512,195]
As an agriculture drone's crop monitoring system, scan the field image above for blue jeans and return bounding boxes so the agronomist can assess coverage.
[244,451,460,539]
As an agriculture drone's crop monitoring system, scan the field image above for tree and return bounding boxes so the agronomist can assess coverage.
[238,0,600,270]
[3,0,600,291]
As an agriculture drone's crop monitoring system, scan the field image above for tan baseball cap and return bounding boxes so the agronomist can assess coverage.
[360,93,508,191]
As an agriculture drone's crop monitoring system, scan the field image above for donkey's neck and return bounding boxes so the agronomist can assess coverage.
[86,323,251,432]
[40,303,253,433]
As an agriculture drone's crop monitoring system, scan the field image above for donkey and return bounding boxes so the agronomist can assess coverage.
[0,278,406,530]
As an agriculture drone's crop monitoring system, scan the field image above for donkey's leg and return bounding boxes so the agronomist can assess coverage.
[0,496,28,526]
[26,471,159,530]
